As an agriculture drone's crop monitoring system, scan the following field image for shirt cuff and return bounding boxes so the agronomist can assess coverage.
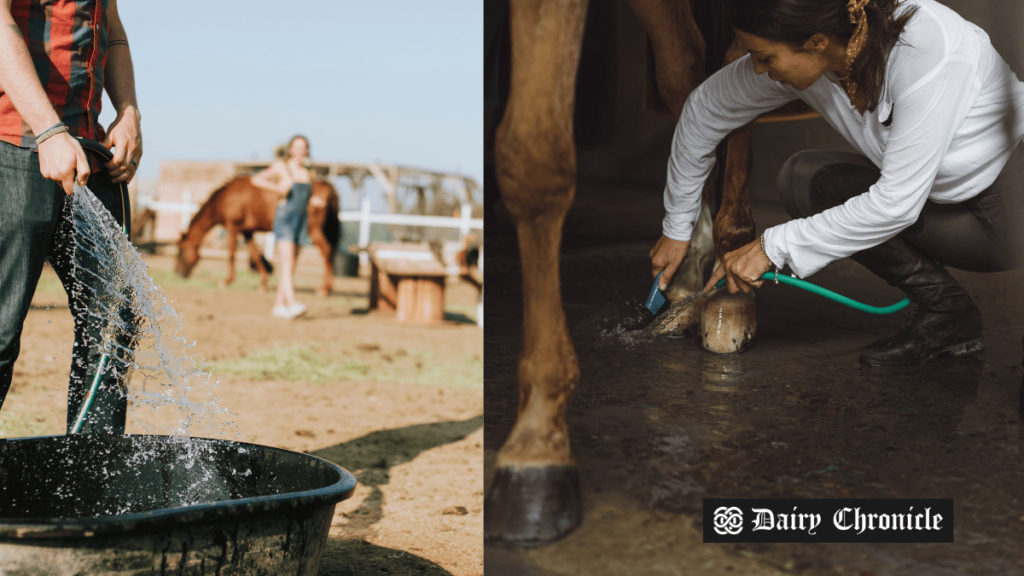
[662,212,695,242]
[761,226,787,273]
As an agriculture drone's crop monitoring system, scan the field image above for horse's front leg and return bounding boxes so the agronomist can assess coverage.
[626,0,713,336]
[484,0,587,549]
[626,0,704,119]
[652,201,715,336]
[243,232,269,294]
[220,224,238,289]
[703,124,758,354]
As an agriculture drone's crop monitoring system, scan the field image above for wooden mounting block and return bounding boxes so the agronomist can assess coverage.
[367,242,446,324]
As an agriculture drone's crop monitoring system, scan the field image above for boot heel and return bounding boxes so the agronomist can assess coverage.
[944,338,984,358]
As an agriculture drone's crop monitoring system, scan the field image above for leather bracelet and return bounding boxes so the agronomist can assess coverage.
[760,233,780,285]
[34,121,68,146]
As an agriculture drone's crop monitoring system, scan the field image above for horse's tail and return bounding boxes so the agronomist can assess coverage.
[321,182,342,254]
[252,253,274,275]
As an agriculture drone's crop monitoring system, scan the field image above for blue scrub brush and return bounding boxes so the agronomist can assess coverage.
[644,271,667,315]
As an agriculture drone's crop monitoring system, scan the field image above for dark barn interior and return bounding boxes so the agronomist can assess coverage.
[485,0,1024,574]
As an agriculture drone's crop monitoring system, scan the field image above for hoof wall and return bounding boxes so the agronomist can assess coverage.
[484,465,582,549]
[701,290,756,354]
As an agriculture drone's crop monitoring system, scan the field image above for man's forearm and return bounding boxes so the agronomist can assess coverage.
[0,10,61,134]
[104,44,138,114]
[104,0,138,114]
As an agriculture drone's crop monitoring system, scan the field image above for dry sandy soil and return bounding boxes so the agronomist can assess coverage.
[0,252,483,576]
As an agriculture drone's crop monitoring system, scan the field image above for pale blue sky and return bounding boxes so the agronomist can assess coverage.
[101,1,482,184]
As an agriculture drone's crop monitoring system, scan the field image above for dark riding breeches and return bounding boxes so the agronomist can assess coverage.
[776,144,1024,273]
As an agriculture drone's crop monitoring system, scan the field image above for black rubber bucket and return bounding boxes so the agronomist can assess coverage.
[0,434,357,574]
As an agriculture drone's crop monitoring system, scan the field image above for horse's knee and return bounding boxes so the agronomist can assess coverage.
[495,113,577,224]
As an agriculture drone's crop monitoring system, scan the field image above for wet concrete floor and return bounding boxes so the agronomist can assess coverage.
[484,182,1024,575]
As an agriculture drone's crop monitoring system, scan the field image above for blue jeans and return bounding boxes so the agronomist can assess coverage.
[0,141,133,434]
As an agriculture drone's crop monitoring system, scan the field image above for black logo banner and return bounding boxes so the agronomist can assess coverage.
[704,499,953,543]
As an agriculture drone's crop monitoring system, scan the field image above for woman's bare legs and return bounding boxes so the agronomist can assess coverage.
[274,240,297,309]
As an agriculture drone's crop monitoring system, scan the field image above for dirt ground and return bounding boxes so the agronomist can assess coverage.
[1,251,483,576]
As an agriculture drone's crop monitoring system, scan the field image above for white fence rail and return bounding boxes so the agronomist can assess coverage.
[137,197,484,267]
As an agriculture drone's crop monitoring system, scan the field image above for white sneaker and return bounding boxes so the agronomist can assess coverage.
[272,305,290,318]
[288,303,308,318]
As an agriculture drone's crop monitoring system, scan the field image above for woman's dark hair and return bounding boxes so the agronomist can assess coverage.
[731,0,918,112]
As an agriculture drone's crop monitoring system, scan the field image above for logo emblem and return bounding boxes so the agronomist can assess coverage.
[713,506,744,535]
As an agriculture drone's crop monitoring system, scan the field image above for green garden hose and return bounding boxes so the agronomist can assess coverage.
[713,273,910,315]
[70,353,108,434]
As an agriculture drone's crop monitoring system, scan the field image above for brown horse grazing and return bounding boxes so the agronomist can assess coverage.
[485,0,819,549]
[175,175,341,295]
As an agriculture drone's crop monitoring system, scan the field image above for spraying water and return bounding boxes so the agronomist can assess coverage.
[39,185,249,513]
[68,184,236,438]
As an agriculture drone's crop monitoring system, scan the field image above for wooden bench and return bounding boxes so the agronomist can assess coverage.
[367,242,446,324]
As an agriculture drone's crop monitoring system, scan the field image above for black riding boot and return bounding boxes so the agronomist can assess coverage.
[851,235,983,366]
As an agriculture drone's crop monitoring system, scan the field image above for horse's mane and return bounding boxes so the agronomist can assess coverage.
[205,174,250,203]
[184,174,250,231]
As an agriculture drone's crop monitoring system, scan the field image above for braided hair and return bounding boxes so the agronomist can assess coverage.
[731,0,918,113]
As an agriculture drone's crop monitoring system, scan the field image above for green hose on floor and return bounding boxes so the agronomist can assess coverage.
[645,270,910,316]
[713,273,910,315]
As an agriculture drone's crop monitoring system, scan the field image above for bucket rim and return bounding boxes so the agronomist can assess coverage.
[0,434,357,539]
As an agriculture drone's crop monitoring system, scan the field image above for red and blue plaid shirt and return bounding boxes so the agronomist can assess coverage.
[0,0,109,148]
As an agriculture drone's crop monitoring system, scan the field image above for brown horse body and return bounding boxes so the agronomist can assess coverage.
[175,175,341,295]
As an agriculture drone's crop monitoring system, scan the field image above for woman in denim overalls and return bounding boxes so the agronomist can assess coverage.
[252,135,314,319]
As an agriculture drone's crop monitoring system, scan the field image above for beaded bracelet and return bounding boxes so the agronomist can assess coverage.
[760,233,780,284]
[34,121,68,146]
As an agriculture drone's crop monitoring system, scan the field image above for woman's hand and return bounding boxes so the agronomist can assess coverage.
[704,239,773,294]
[650,235,690,291]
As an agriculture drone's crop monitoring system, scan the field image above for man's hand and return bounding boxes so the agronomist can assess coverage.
[101,105,141,183]
[37,132,90,195]
[704,239,773,294]
[650,235,691,291]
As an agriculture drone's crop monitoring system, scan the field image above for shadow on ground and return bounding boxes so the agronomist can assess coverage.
[312,415,483,532]
[318,538,453,576]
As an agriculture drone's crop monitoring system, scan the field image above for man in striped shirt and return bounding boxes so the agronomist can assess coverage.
[0,0,141,433]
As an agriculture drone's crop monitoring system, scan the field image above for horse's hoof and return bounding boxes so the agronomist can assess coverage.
[484,465,582,549]
[316,288,331,298]
[649,293,703,337]
[258,285,268,294]
[218,279,231,289]
[701,289,756,354]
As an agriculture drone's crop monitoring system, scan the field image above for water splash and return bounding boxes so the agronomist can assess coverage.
[68,184,237,438]
[34,185,251,514]
[602,292,709,348]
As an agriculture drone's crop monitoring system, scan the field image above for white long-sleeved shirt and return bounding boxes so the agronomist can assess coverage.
[662,0,1024,278]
